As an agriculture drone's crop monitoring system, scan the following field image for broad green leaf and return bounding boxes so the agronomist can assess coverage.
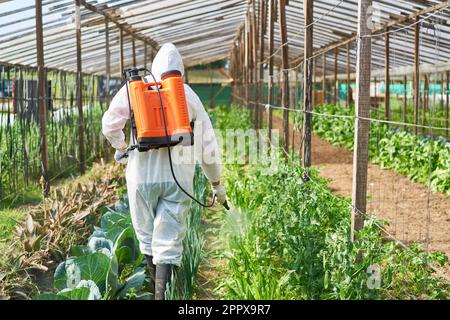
[116,268,146,298]
[54,252,112,293]
[59,287,91,300]
[74,280,102,300]
[101,212,131,242]
[107,255,119,297]
[71,245,92,257]
[113,227,143,266]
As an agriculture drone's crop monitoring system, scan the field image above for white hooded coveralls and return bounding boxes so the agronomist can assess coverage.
[102,44,222,266]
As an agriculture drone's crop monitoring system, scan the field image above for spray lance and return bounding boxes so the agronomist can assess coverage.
[117,67,229,211]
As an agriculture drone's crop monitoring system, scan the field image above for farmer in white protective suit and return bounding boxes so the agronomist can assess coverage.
[102,43,226,300]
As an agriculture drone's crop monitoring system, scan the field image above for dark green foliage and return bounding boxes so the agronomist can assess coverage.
[217,105,449,300]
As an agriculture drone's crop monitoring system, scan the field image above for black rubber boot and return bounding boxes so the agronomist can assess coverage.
[155,264,173,300]
[145,255,156,296]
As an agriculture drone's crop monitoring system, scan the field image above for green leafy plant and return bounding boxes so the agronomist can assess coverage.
[216,105,449,300]
[34,198,148,300]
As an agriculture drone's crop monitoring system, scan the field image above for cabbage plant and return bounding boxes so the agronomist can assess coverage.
[35,200,147,300]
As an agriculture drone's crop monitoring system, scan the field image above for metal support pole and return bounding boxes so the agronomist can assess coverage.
[75,0,85,174]
[144,42,148,71]
[403,75,408,129]
[302,0,313,170]
[150,48,154,71]
[35,0,50,195]
[120,29,124,76]
[105,18,111,105]
[346,42,351,107]
[414,17,420,135]
[334,47,338,105]
[312,57,316,108]
[132,37,136,67]
[374,77,377,105]
[384,29,390,121]
[423,74,428,133]
[268,0,275,145]
[351,0,372,242]
[322,53,326,103]
[446,71,449,138]
[245,14,250,108]
[251,0,259,128]
[258,0,266,130]
[279,0,289,159]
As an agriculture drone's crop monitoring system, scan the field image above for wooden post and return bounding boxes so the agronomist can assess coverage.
[245,14,250,108]
[312,57,316,107]
[105,18,111,105]
[422,74,428,133]
[119,29,124,76]
[150,49,155,67]
[446,71,449,138]
[384,30,390,121]
[414,17,420,135]
[351,0,372,242]
[144,42,148,71]
[240,34,245,100]
[441,73,445,111]
[374,77,377,105]
[132,37,136,67]
[239,35,244,99]
[35,0,50,195]
[302,0,313,170]
[403,75,408,129]
[322,53,326,103]
[346,42,351,107]
[334,47,338,105]
[75,0,85,174]
[258,0,266,130]
[279,0,289,159]
[268,0,275,145]
[251,0,259,128]
[248,10,254,120]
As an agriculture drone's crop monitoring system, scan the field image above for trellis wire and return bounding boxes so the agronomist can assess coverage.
[233,96,450,133]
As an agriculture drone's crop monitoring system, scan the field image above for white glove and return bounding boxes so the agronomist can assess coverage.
[114,149,128,165]
[212,184,227,205]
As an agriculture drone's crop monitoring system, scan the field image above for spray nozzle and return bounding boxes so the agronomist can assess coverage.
[123,68,147,81]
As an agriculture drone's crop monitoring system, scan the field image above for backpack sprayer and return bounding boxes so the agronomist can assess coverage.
[118,67,229,210]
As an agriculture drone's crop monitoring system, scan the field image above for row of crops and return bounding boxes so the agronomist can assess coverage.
[309,104,450,195]
[33,168,207,300]
[0,104,109,202]
[213,105,449,299]
[0,64,116,202]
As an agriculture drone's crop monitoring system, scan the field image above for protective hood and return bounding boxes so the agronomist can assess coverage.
[151,43,185,82]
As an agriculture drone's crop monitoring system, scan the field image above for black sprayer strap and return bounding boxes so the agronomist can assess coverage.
[124,77,137,147]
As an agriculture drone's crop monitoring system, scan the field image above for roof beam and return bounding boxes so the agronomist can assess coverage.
[80,0,159,51]
[290,0,450,66]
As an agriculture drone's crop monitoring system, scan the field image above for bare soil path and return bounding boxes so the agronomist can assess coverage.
[272,116,450,258]
[195,209,227,300]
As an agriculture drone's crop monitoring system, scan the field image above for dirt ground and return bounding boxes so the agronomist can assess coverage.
[195,209,226,300]
[271,116,450,258]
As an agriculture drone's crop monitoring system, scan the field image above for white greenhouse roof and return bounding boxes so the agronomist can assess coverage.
[0,0,449,77]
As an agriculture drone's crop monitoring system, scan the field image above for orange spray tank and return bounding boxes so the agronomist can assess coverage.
[126,68,193,151]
